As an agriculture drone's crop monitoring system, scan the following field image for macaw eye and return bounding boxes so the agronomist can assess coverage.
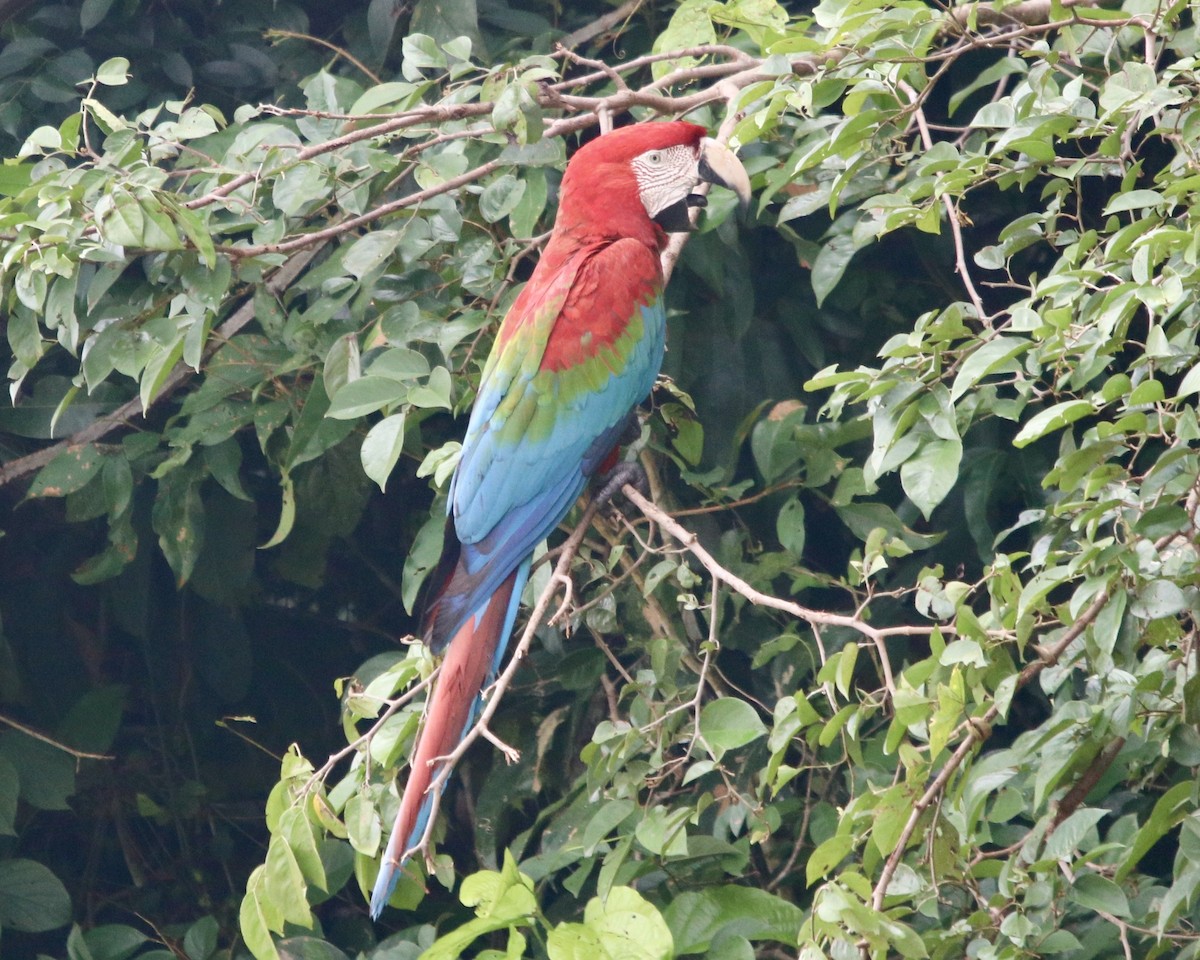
[647,152,663,164]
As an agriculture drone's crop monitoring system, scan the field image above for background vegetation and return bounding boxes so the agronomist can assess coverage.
[1,0,1199,957]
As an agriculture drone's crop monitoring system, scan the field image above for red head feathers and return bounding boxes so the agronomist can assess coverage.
[554,121,711,249]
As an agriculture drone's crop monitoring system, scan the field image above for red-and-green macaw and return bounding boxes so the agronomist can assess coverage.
[370,120,750,917]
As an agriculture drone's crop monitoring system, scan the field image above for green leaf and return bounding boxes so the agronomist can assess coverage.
[57,686,125,754]
[279,807,328,891]
[479,175,526,223]
[272,162,327,217]
[776,495,806,556]
[370,347,431,383]
[810,232,858,307]
[900,437,962,519]
[806,834,852,885]
[651,0,717,80]
[276,938,350,960]
[1070,873,1130,918]
[1043,808,1106,861]
[140,335,186,411]
[402,510,446,614]
[699,698,767,759]
[950,336,1029,402]
[0,730,76,810]
[1117,781,1193,881]
[325,377,407,420]
[1012,399,1094,448]
[634,805,690,856]
[408,366,453,409]
[95,56,129,85]
[360,412,408,492]
[1176,362,1200,399]
[343,792,381,856]
[664,886,804,954]
[1130,579,1187,620]
[350,81,420,115]
[588,886,673,959]
[27,444,104,499]
[547,924,605,960]
[83,924,150,960]
[183,916,219,960]
[1103,190,1164,215]
[0,162,33,196]
[151,469,205,585]
[0,755,17,836]
[423,855,536,960]
[342,230,402,279]
[239,865,282,960]
[204,440,252,502]
[263,833,314,928]
[0,859,71,932]
[322,335,360,400]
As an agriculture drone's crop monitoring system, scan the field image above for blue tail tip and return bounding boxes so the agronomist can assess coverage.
[369,867,397,920]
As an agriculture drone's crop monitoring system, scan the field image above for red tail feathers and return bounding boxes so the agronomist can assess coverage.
[369,571,519,917]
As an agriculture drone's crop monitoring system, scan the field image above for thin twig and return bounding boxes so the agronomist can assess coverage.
[559,0,644,50]
[0,712,113,760]
[266,28,383,84]
[404,490,617,864]
[898,80,988,323]
[623,484,922,689]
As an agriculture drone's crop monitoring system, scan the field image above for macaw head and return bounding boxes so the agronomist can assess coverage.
[557,121,751,243]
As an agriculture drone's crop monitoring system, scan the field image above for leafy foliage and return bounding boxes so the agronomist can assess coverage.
[2,0,1200,958]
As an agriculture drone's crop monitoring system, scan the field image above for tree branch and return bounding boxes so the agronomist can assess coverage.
[623,483,943,696]
[0,712,113,760]
[947,0,1100,30]
[559,0,645,50]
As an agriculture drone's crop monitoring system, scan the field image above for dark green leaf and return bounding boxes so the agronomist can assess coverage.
[0,860,71,932]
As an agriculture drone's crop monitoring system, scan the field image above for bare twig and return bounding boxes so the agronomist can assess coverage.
[266,28,383,84]
[404,490,618,864]
[623,484,920,692]
[0,712,113,760]
[559,0,644,50]
[898,80,989,323]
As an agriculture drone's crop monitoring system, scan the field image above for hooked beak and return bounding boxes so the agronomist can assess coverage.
[697,137,751,211]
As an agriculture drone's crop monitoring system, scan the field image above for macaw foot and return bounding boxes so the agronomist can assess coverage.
[594,460,650,515]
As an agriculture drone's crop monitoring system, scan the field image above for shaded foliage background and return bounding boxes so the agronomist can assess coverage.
[1,0,1199,958]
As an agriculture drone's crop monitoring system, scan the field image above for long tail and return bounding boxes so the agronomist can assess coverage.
[369,560,530,918]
